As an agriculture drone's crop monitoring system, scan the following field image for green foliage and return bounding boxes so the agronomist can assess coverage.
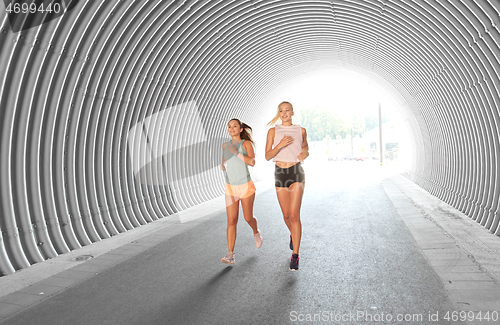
[296,107,387,141]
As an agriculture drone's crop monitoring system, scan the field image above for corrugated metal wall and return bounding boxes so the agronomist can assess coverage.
[0,0,499,275]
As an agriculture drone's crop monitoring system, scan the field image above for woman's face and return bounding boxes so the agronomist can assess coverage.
[278,103,294,122]
[228,120,242,137]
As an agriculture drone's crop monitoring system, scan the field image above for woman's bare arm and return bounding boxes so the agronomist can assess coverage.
[297,128,309,160]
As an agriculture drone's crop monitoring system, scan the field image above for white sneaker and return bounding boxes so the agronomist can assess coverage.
[254,229,262,248]
[221,252,235,264]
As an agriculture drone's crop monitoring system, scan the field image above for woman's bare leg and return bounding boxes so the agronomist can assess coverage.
[225,195,239,252]
[276,187,292,232]
[276,183,304,255]
[288,182,304,255]
[241,193,258,234]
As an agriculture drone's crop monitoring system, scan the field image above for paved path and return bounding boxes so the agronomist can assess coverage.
[1,161,499,325]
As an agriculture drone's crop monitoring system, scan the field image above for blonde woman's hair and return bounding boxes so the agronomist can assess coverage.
[267,101,293,127]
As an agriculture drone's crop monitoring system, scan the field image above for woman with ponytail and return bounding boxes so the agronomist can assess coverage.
[220,119,262,264]
[265,101,309,271]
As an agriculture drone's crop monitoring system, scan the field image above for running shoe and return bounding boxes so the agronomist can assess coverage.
[290,254,299,271]
[254,229,263,248]
[289,234,293,250]
[221,252,235,264]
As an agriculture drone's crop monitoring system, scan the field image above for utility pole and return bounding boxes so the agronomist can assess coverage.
[350,127,353,159]
[379,103,383,165]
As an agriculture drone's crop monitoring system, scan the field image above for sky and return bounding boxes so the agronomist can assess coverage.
[264,68,402,122]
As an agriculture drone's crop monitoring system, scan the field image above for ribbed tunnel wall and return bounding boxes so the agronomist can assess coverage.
[1,0,499,275]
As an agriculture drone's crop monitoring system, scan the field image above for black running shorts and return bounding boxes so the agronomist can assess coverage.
[274,163,305,188]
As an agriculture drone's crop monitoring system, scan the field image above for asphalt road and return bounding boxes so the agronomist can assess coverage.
[2,161,464,325]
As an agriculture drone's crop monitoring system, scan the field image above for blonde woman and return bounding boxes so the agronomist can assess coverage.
[220,118,262,264]
[265,101,309,271]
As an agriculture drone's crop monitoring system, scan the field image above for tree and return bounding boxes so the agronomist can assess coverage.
[296,107,387,141]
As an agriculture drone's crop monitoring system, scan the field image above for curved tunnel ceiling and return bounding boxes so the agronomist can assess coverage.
[0,0,499,275]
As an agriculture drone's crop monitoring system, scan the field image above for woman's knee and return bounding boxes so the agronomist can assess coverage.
[244,215,255,224]
[227,216,238,226]
[289,213,301,224]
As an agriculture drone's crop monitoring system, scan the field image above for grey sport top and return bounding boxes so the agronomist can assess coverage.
[224,139,252,185]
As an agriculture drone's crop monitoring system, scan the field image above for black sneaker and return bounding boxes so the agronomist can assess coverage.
[289,234,293,250]
[290,254,299,271]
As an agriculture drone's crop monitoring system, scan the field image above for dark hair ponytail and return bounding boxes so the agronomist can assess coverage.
[229,118,254,145]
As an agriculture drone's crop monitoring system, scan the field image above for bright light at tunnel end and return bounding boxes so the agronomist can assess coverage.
[258,68,414,173]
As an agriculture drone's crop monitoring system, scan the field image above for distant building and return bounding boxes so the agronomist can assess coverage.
[308,120,401,161]
[362,120,400,161]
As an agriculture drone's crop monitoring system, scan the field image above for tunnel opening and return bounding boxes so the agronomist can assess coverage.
[253,67,414,182]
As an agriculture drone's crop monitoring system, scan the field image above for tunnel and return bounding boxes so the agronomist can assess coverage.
[0,0,499,276]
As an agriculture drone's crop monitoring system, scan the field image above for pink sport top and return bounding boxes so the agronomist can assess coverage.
[273,124,303,162]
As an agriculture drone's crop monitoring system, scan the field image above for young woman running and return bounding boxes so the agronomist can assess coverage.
[265,101,309,271]
[220,118,262,264]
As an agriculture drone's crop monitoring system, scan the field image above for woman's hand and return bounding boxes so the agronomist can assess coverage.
[220,164,226,171]
[297,151,307,161]
[277,135,293,149]
[227,144,238,155]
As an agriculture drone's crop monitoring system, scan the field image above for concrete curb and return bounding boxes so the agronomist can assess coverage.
[382,174,500,324]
